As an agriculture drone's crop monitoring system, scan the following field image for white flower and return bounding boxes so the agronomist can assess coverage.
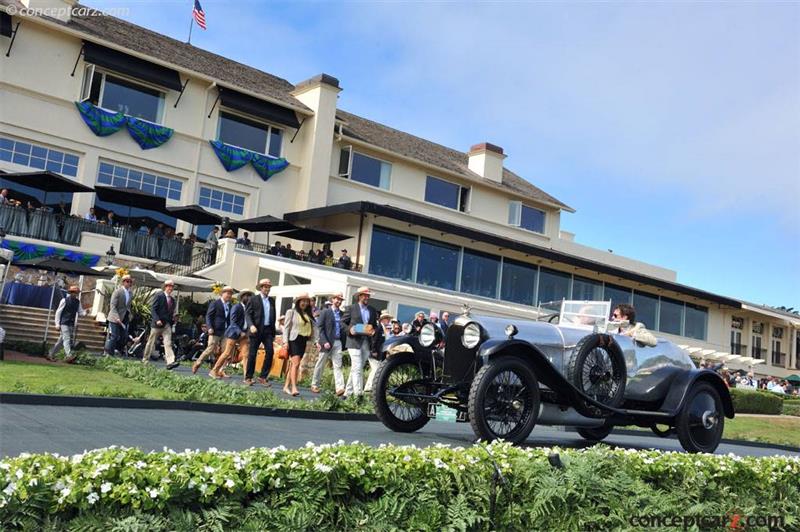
[203,466,216,474]
[87,492,99,505]
[224,479,235,488]
[129,486,138,494]
[433,459,448,470]
[0,463,10,471]
[305,442,316,448]
[14,469,23,480]
[188,479,196,488]
[60,487,71,498]
[314,463,332,474]
[28,478,38,487]
[208,447,218,453]
[100,482,112,494]
[403,455,411,462]
[133,461,147,470]
[147,488,159,498]
[3,482,16,496]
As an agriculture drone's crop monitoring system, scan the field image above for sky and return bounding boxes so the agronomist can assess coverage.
[90,0,800,308]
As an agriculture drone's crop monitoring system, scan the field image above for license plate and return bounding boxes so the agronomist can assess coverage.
[427,403,466,422]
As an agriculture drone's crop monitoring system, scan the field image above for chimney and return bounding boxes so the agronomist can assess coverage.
[468,142,506,183]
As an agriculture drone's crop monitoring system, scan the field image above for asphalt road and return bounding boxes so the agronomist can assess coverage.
[1,404,795,458]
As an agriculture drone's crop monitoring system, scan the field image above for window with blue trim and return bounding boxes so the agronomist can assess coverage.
[0,136,80,177]
[97,161,182,200]
[198,185,245,215]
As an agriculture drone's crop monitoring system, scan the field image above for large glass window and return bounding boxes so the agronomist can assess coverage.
[368,227,416,281]
[509,202,546,233]
[500,259,537,305]
[416,239,459,290]
[100,74,164,123]
[425,176,468,212]
[340,148,391,190]
[537,267,571,304]
[604,283,632,310]
[659,297,684,336]
[0,136,79,177]
[460,250,500,298]
[97,161,182,200]
[684,303,708,341]
[218,111,282,157]
[397,303,425,325]
[199,185,245,215]
[633,291,659,330]
[572,276,603,301]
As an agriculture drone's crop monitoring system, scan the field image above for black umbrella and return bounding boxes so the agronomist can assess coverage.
[13,257,104,345]
[0,171,94,207]
[230,215,295,247]
[166,204,222,226]
[275,226,350,243]
[94,185,167,213]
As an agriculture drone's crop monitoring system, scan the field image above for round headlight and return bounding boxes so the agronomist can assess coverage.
[462,322,482,349]
[504,324,518,338]
[419,323,437,347]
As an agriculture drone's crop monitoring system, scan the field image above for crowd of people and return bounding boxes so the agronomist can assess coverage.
[258,242,356,270]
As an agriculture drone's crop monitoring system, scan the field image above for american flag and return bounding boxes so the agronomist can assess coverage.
[192,0,206,30]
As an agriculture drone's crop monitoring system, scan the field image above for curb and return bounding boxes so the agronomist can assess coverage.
[564,427,800,453]
[0,393,381,422]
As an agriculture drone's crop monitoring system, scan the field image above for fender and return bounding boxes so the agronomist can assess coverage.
[381,334,428,358]
[659,369,735,419]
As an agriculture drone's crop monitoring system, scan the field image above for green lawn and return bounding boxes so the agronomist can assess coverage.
[721,416,800,448]
[0,361,185,400]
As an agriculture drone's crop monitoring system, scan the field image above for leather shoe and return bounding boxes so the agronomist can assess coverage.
[311,386,321,393]
[191,362,200,374]
[165,362,180,370]
[335,389,345,396]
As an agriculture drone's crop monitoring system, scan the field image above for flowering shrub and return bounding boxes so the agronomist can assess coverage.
[1,442,798,530]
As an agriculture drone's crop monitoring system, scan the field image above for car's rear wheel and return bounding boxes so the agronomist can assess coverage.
[373,352,430,433]
[676,382,724,453]
[565,334,626,408]
[576,424,613,442]
[468,356,540,444]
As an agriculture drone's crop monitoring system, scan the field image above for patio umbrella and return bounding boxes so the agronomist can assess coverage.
[275,226,350,243]
[786,375,800,384]
[13,256,105,346]
[0,170,94,207]
[229,215,295,246]
[94,266,216,292]
[166,205,222,226]
[93,185,168,222]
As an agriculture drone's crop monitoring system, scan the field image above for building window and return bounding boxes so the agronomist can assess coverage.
[397,303,425,325]
[82,67,165,123]
[217,111,282,157]
[198,186,245,215]
[537,267,571,305]
[730,329,743,355]
[460,249,500,299]
[572,276,603,301]
[501,259,537,306]
[752,335,763,359]
[772,336,784,366]
[632,291,659,331]
[508,201,546,234]
[684,303,708,341]
[659,297,684,336]
[368,226,416,281]
[604,283,632,310]
[424,176,469,212]
[0,137,79,177]
[417,239,460,291]
[338,147,391,190]
[97,161,182,200]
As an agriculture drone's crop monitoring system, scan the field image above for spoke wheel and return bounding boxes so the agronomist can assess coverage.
[373,352,430,433]
[469,357,540,444]
[676,382,724,453]
[566,334,626,408]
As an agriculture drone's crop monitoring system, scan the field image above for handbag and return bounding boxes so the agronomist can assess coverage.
[276,344,289,360]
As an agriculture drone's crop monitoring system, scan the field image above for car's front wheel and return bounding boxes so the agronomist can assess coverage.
[675,382,725,453]
[373,352,430,433]
[468,356,540,444]
[576,424,613,442]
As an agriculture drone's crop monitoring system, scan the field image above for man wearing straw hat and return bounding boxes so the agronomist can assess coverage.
[47,285,87,363]
[104,274,133,357]
[143,279,178,369]
[210,288,253,379]
[312,292,346,395]
[244,278,277,386]
[342,286,382,397]
[192,285,234,374]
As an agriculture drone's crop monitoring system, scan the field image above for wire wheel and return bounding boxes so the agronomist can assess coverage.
[469,357,540,444]
[566,334,626,408]
[581,347,622,403]
[373,352,430,432]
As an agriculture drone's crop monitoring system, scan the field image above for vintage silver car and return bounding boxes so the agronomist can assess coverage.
[373,300,734,453]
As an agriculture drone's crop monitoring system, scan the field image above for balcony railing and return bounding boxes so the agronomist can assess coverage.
[730,343,746,355]
[772,352,786,367]
[751,347,767,359]
[235,241,363,272]
[0,203,192,265]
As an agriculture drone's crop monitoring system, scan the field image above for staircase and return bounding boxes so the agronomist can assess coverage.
[0,304,107,353]
[153,249,210,278]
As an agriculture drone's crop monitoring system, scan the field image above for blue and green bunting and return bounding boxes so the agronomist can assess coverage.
[125,117,174,150]
[75,101,127,137]
[250,152,289,181]
[210,140,290,180]
[1,239,101,266]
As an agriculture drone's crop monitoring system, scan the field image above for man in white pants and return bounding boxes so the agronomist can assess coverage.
[342,286,382,397]
[311,293,345,395]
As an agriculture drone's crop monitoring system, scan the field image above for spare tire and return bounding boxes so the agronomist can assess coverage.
[565,334,626,408]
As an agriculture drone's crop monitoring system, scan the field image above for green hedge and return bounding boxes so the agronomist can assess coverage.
[784,403,800,417]
[730,388,784,415]
[1,443,798,531]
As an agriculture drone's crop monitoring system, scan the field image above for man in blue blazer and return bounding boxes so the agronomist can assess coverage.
[143,279,179,369]
[192,286,233,373]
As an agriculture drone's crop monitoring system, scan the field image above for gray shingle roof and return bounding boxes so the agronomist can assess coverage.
[336,110,573,211]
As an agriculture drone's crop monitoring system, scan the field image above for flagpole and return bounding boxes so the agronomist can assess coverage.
[187,16,194,44]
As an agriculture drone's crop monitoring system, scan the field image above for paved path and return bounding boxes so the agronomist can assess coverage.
[1,404,795,458]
